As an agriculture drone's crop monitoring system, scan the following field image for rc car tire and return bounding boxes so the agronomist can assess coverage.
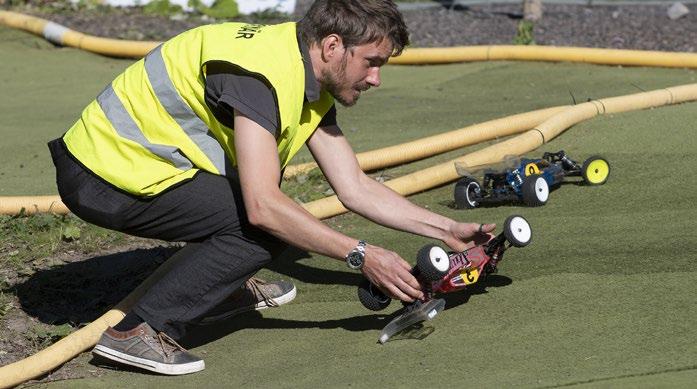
[504,215,532,247]
[357,280,391,311]
[453,177,481,209]
[416,244,450,282]
[581,156,610,185]
[522,174,549,207]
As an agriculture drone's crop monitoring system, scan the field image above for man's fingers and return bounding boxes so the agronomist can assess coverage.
[381,273,423,302]
[479,223,496,233]
[384,284,414,302]
[399,268,422,291]
[397,257,412,272]
[396,271,424,300]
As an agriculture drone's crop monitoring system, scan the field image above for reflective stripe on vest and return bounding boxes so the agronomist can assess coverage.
[96,84,194,170]
[96,45,231,176]
[144,45,230,175]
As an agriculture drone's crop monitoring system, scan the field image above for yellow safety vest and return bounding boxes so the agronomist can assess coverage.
[63,22,334,196]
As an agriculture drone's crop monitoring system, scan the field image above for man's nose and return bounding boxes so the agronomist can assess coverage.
[366,67,381,87]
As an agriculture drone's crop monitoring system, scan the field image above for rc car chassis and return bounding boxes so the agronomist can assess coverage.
[358,215,532,343]
[454,150,610,209]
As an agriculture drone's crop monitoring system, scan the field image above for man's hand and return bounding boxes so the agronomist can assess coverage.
[360,245,424,302]
[442,222,497,252]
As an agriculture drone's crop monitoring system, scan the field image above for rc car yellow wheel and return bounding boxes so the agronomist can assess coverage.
[581,156,610,185]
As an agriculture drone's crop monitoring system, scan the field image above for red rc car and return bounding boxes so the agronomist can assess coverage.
[358,215,532,343]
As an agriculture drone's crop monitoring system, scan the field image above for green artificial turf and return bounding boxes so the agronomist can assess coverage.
[2,25,697,388]
[0,27,132,196]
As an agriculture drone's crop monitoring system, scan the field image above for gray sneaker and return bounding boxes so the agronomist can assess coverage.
[92,322,205,375]
[200,277,296,324]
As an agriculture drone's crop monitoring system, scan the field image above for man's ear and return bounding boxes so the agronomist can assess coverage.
[320,34,344,62]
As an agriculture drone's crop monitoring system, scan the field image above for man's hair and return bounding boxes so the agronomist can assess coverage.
[297,0,409,56]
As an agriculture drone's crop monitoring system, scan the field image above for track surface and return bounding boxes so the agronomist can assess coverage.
[2,25,697,388]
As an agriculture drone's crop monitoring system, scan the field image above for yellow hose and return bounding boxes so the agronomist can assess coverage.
[0,246,190,388]
[4,9,697,69]
[0,106,567,216]
[284,106,568,177]
[390,45,697,68]
[0,196,68,216]
[0,10,159,58]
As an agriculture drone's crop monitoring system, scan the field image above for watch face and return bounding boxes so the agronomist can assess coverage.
[347,251,364,269]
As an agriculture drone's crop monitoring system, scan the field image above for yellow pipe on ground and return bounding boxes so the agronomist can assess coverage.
[302,83,697,219]
[0,245,191,388]
[3,9,697,69]
[284,106,568,177]
[390,45,697,68]
[0,107,566,216]
[0,196,68,216]
[0,10,158,58]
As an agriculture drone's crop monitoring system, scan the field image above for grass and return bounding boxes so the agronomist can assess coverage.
[2,24,697,388]
[0,214,127,277]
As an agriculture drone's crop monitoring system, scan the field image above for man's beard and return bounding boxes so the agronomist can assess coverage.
[321,54,367,107]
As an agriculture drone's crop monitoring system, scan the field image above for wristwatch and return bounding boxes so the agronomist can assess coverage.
[345,240,367,270]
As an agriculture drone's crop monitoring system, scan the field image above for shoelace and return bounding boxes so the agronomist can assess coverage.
[246,277,280,308]
[156,331,187,358]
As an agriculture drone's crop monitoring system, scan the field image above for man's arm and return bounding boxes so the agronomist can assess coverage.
[233,110,423,302]
[306,124,496,253]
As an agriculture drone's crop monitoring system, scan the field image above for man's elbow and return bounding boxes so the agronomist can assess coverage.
[245,198,274,229]
[336,189,360,211]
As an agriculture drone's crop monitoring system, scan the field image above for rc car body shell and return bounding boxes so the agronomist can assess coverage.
[433,246,489,293]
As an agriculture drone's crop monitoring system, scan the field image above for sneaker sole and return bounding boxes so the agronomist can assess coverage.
[93,345,205,375]
[200,284,297,324]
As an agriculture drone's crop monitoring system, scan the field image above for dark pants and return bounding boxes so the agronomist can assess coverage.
[48,138,287,340]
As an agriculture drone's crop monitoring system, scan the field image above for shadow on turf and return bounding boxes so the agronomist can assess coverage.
[12,243,511,330]
[266,246,364,286]
[11,246,176,326]
[10,245,357,326]
[179,310,389,348]
[442,274,513,310]
[179,274,513,349]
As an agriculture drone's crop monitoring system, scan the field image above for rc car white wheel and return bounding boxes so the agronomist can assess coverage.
[504,215,532,247]
[453,177,480,209]
[521,174,549,207]
[416,244,450,282]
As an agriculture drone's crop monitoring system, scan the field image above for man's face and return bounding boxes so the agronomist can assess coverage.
[321,38,393,107]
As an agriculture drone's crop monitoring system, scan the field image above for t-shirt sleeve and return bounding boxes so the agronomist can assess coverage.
[204,63,338,136]
[318,104,337,128]
[204,62,279,137]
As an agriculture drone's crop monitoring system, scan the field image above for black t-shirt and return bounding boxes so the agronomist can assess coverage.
[204,64,337,138]
[202,34,337,139]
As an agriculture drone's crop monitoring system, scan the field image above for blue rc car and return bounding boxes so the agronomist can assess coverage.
[454,150,610,208]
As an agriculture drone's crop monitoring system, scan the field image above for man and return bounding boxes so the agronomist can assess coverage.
[48,0,495,376]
